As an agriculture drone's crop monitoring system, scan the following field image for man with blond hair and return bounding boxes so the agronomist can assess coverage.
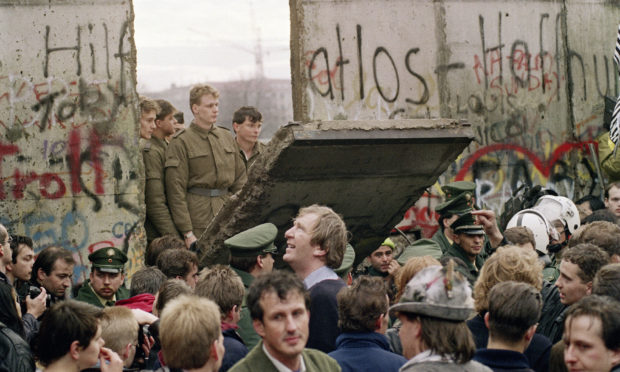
[100,306,140,368]
[139,97,158,140]
[159,295,225,372]
[165,84,247,248]
[284,204,348,353]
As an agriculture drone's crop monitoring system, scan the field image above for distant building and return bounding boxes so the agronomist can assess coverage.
[145,78,293,140]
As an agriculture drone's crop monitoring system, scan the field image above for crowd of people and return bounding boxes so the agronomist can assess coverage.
[1,83,620,372]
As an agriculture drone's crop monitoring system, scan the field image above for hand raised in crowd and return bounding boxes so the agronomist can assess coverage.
[98,347,124,372]
[387,259,401,277]
[471,209,504,248]
[26,286,47,318]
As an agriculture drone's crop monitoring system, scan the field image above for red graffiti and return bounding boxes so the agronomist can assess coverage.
[0,128,105,200]
[455,141,596,181]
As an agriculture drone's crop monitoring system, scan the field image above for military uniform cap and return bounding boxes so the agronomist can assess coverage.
[397,238,442,265]
[441,181,475,200]
[88,247,127,273]
[435,191,475,215]
[451,212,485,235]
[225,223,278,257]
[335,244,356,276]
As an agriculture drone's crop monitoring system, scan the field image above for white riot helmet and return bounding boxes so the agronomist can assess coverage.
[506,208,560,255]
[532,195,581,235]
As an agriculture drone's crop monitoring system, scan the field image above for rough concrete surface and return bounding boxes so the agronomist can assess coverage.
[0,1,143,281]
[290,0,620,214]
[197,119,473,266]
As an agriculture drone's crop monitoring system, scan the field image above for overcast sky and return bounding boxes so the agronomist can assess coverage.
[133,0,291,92]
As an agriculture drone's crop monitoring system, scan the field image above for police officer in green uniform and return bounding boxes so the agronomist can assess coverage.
[431,181,477,253]
[226,223,278,350]
[143,99,181,243]
[74,247,129,308]
[232,106,267,170]
[442,213,495,286]
[165,84,247,249]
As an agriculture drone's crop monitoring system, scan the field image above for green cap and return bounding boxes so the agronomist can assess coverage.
[397,238,442,264]
[435,191,475,215]
[88,247,127,273]
[335,244,356,276]
[225,223,278,257]
[451,213,485,235]
[441,181,475,200]
[380,237,395,250]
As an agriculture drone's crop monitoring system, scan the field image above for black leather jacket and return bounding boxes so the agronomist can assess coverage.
[0,321,34,372]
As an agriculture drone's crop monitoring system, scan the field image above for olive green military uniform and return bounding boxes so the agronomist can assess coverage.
[75,280,130,308]
[74,247,129,308]
[433,182,477,253]
[165,122,247,239]
[143,136,179,242]
[239,140,267,170]
[226,223,278,351]
[441,213,493,287]
[398,238,443,263]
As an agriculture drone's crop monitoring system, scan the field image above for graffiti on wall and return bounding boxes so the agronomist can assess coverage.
[0,9,144,282]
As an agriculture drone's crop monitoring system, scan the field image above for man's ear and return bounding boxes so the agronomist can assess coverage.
[69,340,81,360]
[123,343,131,361]
[37,268,46,282]
[256,255,264,269]
[232,123,239,134]
[209,340,220,361]
[453,234,461,245]
[253,319,265,338]
[586,281,593,295]
[313,246,327,258]
[524,324,537,342]
[483,312,490,330]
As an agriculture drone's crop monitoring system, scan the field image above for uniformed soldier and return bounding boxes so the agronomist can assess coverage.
[143,99,180,243]
[442,213,492,286]
[397,238,443,264]
[225,223,278,351]
[232,106,267,169]
[165,84,247,248]
[335,244,356,285]
[75,247,129,308]
[431,181,477,253]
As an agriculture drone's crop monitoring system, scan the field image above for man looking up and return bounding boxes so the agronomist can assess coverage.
[229,270,341,372]
[143,99,180,243]
[165,84,247,248]
[283,204,347,353]
[75,247,129,308]
[232,106,265,169]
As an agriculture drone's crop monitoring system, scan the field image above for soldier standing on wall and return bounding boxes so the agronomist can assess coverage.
[165,84,247,248]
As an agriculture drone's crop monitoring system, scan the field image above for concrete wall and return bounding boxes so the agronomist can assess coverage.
[0,0,143,282]
[291,0,619,227]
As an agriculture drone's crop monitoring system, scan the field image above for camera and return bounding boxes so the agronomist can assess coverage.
[28,286,52,308]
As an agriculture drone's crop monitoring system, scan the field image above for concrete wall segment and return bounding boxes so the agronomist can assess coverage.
[0,1,143,283]
[291,0,620,218]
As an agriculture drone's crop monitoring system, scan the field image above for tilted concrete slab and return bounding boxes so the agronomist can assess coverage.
[197,119,473,266]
